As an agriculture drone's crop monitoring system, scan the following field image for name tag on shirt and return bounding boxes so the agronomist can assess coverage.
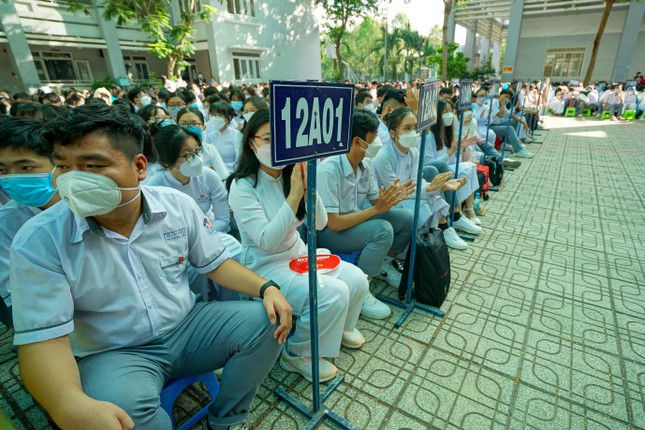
[164,228,187,241]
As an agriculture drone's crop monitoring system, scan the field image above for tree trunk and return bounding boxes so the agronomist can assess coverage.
[583,0,615,86]
[168,56,177,79]
[335,38,344,81]
[441,0,452,81]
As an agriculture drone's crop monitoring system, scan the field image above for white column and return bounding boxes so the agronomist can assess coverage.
[479,36,491,65]
[463,28,476,71]
[492,41,501,75]
[92,0,129,86]
[612,1,645,82]
[501,0,524,81]
[447,5,456,44]
[0,1,41,92]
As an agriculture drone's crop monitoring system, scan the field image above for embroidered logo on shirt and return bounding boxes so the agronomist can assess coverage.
[164,228,187,241]
[203,217,213,231]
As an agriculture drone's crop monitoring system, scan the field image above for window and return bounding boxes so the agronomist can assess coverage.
[124,55,150,81]
[543,48,585,78]
[227,0,255,16]
[32,52,80,82]
[74,60,93,82]
[232,52,262,80]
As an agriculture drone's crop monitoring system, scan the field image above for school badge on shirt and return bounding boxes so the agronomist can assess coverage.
[203,217,213,232]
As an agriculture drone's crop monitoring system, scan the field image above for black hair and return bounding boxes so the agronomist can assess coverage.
[40,93,61,105]
[85,97,107,107]
[352,108,379,141]
[207,94,229,106]
[385,107,415,142]
[180,89,196,105]
[203,87,218,98]
[36,104,68,123]
[439,87,453,96]
[13,92,31,101]
[381,89,406,110]
[126,87,142,104]
[209,102,234,121]
[136,104,171,123]
[243,96,268,111]
[157,88,170,103]
[355,91,373,105]
[226,108,305,221]
[229,88,244,102]
[0,116,51,160]
[430,99,455,150]
[44,104,147,161]
[177,107,205,125]
[65,93,84,106]
[165,92,185,104]
[10,102,39,118]
[149,123,201,168]
[376,84,394,98]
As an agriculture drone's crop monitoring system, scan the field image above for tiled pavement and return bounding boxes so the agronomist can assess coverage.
[1,115,644,429]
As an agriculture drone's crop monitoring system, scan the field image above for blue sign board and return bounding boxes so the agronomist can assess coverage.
[269,81,354,166]
[458,79,473,111]
[417,80,440,131]
[626,79,637,88]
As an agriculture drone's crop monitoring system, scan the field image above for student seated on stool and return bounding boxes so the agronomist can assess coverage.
[317,109,415,320]
[10,105,292,430]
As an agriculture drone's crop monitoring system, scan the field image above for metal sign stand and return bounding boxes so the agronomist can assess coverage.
[269,81,359,430]
[375,81,445,328]
[275,162,358,430]
[484,80,504,190]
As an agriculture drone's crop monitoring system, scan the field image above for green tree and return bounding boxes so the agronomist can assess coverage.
[69,0,216,78]
[441,0,468,80]
[316,0,379,80]
[469,55,496,81]
[428,42,469,80]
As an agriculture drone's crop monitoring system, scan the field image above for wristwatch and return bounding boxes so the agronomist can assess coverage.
[259,280,280,299]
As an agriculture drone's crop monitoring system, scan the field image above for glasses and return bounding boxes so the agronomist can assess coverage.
[398,125,416,133]
[179,121,203,127]
[149,116,171,123]
[179,148,202,162]
[253,135,271,145]
[167,102,186,108]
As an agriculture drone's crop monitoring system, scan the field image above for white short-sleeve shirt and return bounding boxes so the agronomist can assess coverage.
[10,186,229,356]
[0,200,42,306]
[317,155,379,214]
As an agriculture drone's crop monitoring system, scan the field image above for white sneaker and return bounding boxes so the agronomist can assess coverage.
[453,216,483,235]
[515,149,533,158]
[468,215,482,225]
[279,350,338,382]
[443,227,468,250]
[361,292,392,319]
[503,144,514,152]
[374,260,402,288]
[341,328,365,349]
[502,158,521,168]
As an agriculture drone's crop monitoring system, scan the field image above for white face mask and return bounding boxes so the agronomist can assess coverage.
[254,142,285,170]
[463,111,473,122]
[242,111,255,123]
[364,136,382,158]
[178,154,203,177]
[398,130,419,149]
[56,170,140,218]
[363,104,376,113]
[207,116,226,130]
[442,112,455,126]
[140,95,152,106]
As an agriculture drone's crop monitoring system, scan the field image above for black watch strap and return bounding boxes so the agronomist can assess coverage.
[259,280,280,299]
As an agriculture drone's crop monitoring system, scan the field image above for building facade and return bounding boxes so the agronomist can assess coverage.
[450,0,644,83]
[0,0,322,93]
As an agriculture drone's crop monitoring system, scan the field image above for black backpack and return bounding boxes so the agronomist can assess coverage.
[485,156,504,186]
[398,229,451,307]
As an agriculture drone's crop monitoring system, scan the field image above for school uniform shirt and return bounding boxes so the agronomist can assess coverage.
[317,155,379,215]
[0,201,42,307]
[472,101,499,129]
[201,143,230,180]
[372,141,448,229]
[141,161,165,185]
[377,118,392,146]
[425,133,479,203]
[600,91,622,105]
[205,126,243,174]
[229,169,327,312]
[10,186,229,356]
[147,168,230,233]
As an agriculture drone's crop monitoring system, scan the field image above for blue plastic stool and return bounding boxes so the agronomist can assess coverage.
[160,372,220,430]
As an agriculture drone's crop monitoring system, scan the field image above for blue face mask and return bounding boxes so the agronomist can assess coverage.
[231,101,243,111]
[185,125,203,143]
[0,169,57,207]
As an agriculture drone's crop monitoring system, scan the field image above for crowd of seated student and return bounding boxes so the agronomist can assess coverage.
[3,72,618,429]
[544,81,644,121]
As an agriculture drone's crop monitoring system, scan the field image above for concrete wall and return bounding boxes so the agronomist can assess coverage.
[513,8,644,82]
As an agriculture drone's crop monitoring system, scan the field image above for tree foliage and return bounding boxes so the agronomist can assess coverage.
[428,42,469,80]
[316,0,380,80]
[68,0,216,78]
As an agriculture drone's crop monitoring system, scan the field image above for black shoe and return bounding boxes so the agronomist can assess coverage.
[391,258,405,273]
